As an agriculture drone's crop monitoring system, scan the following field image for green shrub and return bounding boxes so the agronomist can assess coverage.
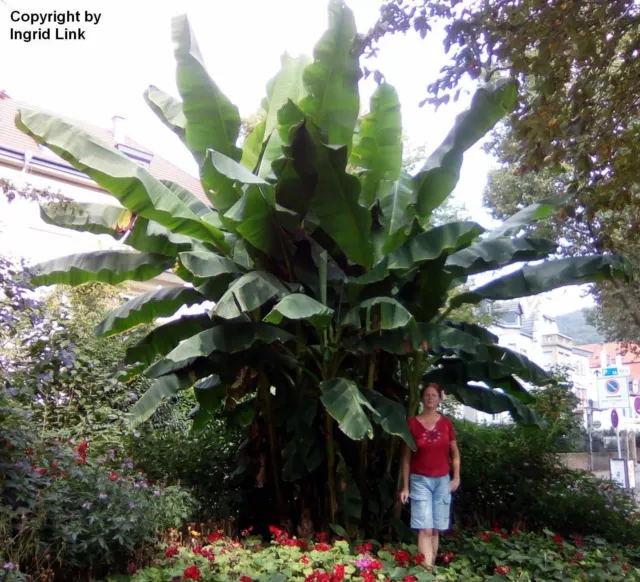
[453,421,640,545]
[1,389,196,579]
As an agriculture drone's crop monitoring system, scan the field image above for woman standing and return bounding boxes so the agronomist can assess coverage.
[400,383,461,566]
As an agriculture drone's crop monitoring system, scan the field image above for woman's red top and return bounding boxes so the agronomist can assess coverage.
[408,415,456,478]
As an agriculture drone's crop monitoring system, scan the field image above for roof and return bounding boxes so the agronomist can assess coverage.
[578,342,640,368]
[520,314,534,338]
[0,92,209,205]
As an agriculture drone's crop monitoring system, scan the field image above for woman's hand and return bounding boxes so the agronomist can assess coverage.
[400,487,410,504]
[449,477,460,493]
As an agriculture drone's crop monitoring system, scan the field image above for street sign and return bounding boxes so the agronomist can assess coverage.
[601,366,631,377]
[612,409,619,429]
[635,397,640,415]
[592,420,602,429]
[597,376,630,409]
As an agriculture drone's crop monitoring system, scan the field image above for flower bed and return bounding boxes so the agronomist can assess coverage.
[99,525,640,582]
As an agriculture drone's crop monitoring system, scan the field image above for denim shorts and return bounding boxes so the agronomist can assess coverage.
[409,473,452,531]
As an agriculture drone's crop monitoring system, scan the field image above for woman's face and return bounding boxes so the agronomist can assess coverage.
[422,385,441,410]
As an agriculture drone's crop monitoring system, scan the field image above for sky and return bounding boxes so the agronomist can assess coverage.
[0,0,594,316]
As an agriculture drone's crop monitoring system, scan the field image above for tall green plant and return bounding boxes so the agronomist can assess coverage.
[16,0,632,533]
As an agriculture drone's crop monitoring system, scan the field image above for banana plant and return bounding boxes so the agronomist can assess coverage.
[18,0,632,533]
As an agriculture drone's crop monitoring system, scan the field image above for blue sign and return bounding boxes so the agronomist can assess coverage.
[606,379,621,394]
[612,409,619,429]
[603,367,619,377]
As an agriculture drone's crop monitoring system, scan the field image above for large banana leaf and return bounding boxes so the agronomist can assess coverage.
[177,250,244,284]
[445,237,557,276]
[30,250,173,286]
[242,53,311,174]
[145,323,295,378]
[125,313,213,367]
[40,202,133,239]
[16,109,228,252]
[320,378,378,440]
[212,271,293,320]
[387,221,485,272]
[361,388,416,450]
[126,372,195,428]
[479,345,553,386]
[143,86,187,146]
[485,194,571,240]
[414,79,518,223]
[424,364,542,426]
[94,286,205,337]
[125,217,195,256]
[343,297,413,331]
[379,172,417,254]
[450,254,633,307]
[161,180,212,218]
[308,130,374,268]
[350,83,403,208]
[263,294,334,328]
[299,0,361,150]
[172,14,242,163]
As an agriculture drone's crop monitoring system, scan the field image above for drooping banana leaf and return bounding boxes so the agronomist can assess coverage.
[144,85,187,145]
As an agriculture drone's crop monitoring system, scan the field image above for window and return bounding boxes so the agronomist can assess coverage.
[500,312,521,326]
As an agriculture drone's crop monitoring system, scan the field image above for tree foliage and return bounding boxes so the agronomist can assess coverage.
[15,0,632,535]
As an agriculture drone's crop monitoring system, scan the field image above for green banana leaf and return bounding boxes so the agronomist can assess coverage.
[145,323,295,378]
[379,172,417,254]
[172,14,242,163]
[125,217,195,256]
[361,387,416,450]
[263,294,334,328]
[143,85,187,145]
[94,286,205,337]
[320,378,378,440]
[451,254,633,307]
[30,250,173,286]
[387,221,485,272]
[212,271,293,320]
[125,313,213,367]
[299,0,361,150]
[16,109,228,252]
[350,83,403,208]
[177,250,245,285]
[343,297,413,331]
[40,202,133,239]
[126,372,195,427]
[446,237,557,276]
[414,79,518,223]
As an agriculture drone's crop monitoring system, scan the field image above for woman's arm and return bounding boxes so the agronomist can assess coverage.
[400,443,411,503]
[450,441,461,492]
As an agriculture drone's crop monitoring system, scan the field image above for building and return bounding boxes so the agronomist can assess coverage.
[463,296,594,424]
[0,90,206,294]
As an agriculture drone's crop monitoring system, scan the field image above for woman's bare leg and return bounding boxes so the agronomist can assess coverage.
[418,529,434,566]
[431,530,440,563]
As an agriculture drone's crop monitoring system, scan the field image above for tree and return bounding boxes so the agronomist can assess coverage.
[365,0,640,347]
[16,1,631,534]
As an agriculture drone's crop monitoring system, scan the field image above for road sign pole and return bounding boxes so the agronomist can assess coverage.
[587,399,594,472]
[617,429,622,458]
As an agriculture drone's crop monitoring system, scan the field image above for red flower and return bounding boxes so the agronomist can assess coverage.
[26,447,34,457]
[240,577,252,582]
[573,535,583,547]
[478,532,491,542]
[127,563,137,574]
[312,542,331,552]
[404,577,417,582]
[511,529,521,536]
[183,565,200,580]
[623,564,629,571]
[361,573,375,582]
[443,551,455,563]
[553,534,563,544]
[577,552,584,560]
[495,565,511,576]
[38,467,48,476]
[394,550,410,565]
[412,553,425,565]
[240,526,254,537]
[333,564,345,581]
[165,546,179,559]
[207,531,223,544]
[269,525,283,537]
[355,542,373,553]
[108,472,119,481]
[316,531,327,543]
[301,555,310,564]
